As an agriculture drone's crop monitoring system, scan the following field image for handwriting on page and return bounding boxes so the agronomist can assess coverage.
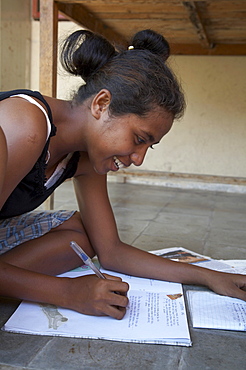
[230,302,246,327]
[188,291,246,331]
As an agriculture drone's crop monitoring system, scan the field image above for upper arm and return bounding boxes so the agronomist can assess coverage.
[0,97,48,208]
[73,156,120,259]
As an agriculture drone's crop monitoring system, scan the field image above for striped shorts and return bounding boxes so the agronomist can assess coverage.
[0,210,75,255]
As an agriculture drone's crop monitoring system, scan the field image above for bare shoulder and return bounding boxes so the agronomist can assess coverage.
[0,97,47,140]
[0,96,48,148]
[0,96,50,206]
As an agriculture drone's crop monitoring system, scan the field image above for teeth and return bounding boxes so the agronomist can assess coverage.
[114,156,125,169]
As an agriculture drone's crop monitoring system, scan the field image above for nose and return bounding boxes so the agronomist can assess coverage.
[130,148,147,167]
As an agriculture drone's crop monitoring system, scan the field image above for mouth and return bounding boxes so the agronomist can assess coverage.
[113,156,125,170]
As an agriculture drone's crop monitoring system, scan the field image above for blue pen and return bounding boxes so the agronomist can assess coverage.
[70,241,106,279]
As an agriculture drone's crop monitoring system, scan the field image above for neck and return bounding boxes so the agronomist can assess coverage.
[44,96,90,159]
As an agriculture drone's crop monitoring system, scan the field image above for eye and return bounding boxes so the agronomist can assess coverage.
[137,136,146,145]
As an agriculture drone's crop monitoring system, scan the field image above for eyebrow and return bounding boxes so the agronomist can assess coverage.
[142,131,159,144]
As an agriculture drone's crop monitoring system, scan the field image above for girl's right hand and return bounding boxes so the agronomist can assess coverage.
[62,274,129,319]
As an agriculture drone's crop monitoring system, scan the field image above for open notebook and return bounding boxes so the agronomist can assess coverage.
[187,290,246,331]
[2,267,192,346]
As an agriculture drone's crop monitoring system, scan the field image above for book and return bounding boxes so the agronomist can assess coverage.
[187,290,246,332]
[150,246,244,273]
[2,268,192,346]
[151,247,246,332]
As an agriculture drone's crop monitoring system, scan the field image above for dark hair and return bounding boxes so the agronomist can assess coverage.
[61,29,185,120]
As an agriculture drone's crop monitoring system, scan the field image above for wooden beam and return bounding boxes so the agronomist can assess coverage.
[39,0,58,210]
[182,1,213,49]
[57,3,128,47]
[170,43,246,56]
[39,0,58,97]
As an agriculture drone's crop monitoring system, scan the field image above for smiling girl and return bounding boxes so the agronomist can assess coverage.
[0,29,245,319]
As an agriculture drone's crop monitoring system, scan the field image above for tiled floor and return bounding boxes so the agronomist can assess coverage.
[0,181,246,369]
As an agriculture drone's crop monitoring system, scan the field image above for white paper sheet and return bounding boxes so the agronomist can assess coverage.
[2,269,191,346]
[187,290,246,331]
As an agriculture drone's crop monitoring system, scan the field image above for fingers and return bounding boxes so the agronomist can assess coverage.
[209,272,246,302]
[101,273,129,296]
[228,274,246,301]
[231,288,246,302]
[110,279,129,296]
[101,279,129,319]
[221,285,246,302]
[106,304,127,320]
[72,275,129,319]
[102,273,122,281]
[106,293,129,320]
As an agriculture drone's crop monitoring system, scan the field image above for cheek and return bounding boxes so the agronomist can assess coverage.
[95,121,132,156]
[109,132,130,150]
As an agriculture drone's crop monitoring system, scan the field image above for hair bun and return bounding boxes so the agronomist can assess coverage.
[60,30,116,81]
[131,29,170,61]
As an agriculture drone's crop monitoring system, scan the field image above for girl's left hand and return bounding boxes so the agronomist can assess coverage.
[206,271,246,301]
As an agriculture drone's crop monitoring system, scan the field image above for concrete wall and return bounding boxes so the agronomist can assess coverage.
[0,0,31,90]
[146,55,246,178]
[31,20,246,179]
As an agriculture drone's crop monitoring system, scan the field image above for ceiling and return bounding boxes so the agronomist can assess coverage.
[54,0,246,55]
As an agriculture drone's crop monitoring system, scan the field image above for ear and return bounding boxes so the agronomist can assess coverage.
[91,89,111,119]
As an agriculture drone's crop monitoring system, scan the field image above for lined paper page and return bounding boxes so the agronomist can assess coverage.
[187,290,246,331]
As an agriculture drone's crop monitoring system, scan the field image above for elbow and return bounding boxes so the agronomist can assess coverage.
[97,255,111,270]
[97,252,116,271]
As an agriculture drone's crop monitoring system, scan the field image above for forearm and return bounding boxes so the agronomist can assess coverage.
[0,260,129,318]
[100,242,246,301]
[0,260,69,308]
[100,242,215,287]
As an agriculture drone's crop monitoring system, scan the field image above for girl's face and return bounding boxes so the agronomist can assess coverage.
[88,106,174,175]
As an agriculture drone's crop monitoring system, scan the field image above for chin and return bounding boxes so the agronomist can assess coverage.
[93,166,108,175]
